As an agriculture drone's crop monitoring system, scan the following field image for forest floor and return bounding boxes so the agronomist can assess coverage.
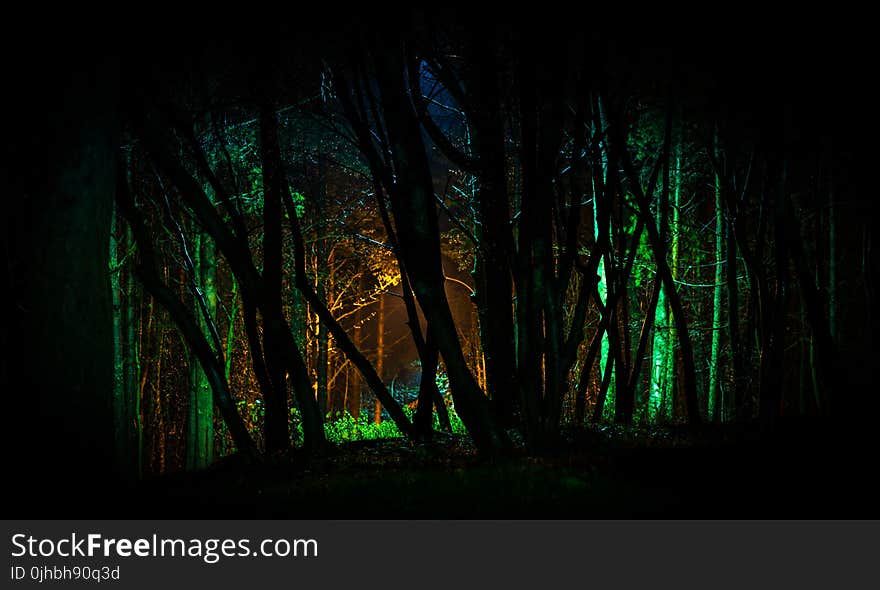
[137,419,874,518]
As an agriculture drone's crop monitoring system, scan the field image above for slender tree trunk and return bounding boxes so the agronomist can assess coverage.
[186,230,202,469]
[515,55,545,443]
[760,161,789,423]
[123,225,141,477]
[726,200,742,422]
[709,161,724,422]
[592,346,616,422]
[374,185,447,436]
[139,101,326,452]
[614,115,701,425]
[137,289,151,479]
[574,313,605,426]
[471,87,517,427]
[263,109,412,437]
[415,327,450,434]
[194,232,217,468]
[646,99,676,424]
[221,276,239,456]
[259,103,292,453]
[828,173,837,344]
[626,278,662,415]
[666,143,681,421]
[316,156,330,419]
[154,302,166,474]
[375,293,385,423]
[316,279,330,419]
[349,288,363,419]
[614,201,634,423]
[110,205,129,474]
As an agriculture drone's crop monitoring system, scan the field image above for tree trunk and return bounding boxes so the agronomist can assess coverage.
[110,203,131,476]
[259,103,292,453]
[650,134,673,423]
[625,278,662,416]
[8,55,120,510]
[709,159,724,422]
[222,277,239,455]
[123,224,141,476]
[666,142,682,421]
[374,185,447,436]
[375,293,385,423]
[828,174,837,343]
[186,230,202,469]
[760,161,788,424]
[316,274,330,419]
[370,44,506,453]
[316,156,330,419]
[186,230,216,469]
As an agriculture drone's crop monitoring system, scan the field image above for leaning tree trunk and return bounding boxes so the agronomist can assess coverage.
[185,230,216,470]
[613,111,701,426]
[370,43,506,453]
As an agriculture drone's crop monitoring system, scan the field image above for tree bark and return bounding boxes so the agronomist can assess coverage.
[259,103,292,453]
[8,55,121,510]
[613,110,701,425]
[260,105,415,438]
[709,155,725,422]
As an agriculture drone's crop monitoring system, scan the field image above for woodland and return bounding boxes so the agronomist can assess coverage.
[4,16,874,517]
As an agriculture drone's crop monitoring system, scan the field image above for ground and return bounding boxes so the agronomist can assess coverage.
[133,419,874,518]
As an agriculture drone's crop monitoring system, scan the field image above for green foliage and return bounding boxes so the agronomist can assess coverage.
[289,191,306,218]
[444,407,468,435]
[320,402,468,444]
[237,398,264,436]
[323,410,404,443]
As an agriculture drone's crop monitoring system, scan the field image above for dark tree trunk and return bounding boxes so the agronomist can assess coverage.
[8,56,121,511]
[370,43,507,453]
[624,278,663,419]
[726,204,743,420]
[374,186,449,436]
[259,103,292,453]
[466,41,518,427]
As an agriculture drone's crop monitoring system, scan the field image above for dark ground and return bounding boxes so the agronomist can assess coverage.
[130,418,875,519]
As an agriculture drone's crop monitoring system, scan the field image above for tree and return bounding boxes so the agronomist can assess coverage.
[185,229,217,470]
[708,134,725,422]
[8,55,121,508]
